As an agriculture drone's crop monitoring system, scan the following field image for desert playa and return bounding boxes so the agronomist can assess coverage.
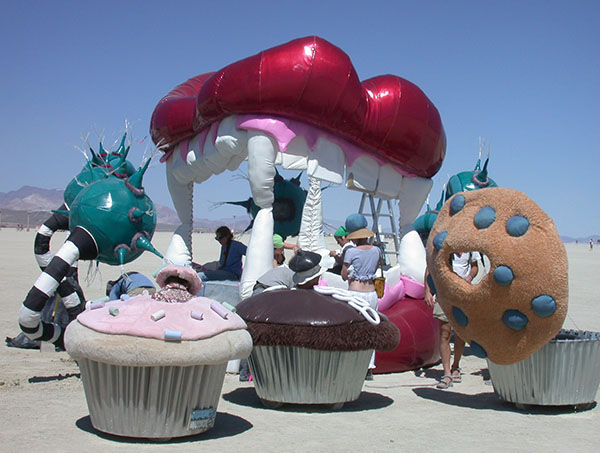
[1,230,599,452]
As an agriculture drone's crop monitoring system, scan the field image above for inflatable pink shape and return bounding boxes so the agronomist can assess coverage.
[150,36,446,178]
[377,280,406,312]
[375,297,440,373]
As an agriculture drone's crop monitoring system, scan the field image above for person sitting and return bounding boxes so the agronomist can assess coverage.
[252,235,297,296]
[290,249,328,290]
[329,226,353,274]
[197,226,247,281]
[106,272,156,300]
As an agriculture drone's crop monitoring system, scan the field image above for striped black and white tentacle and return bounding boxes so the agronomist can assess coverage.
[34,205,86,313]
[19,227,98,347]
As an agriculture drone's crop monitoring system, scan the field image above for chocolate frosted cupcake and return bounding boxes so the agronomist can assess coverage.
[236,287,399,408]
[65,266,252,439]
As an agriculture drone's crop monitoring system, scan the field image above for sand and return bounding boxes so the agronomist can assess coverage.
[1,229,598,452]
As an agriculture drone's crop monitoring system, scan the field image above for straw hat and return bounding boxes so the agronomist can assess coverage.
[345,213,374,240]
[289,250,328,286]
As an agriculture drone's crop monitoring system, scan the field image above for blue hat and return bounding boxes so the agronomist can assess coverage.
[345,213,374,240]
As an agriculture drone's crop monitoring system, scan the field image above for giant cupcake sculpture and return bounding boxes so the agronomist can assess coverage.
[65,265,253,439]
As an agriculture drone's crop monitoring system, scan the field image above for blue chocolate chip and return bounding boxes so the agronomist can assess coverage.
[506,216,530,237]
[494,265,514,286]
[450,195,466,216]
[474,206,496,229]
[452,306,468,326]
[433,232,448,251]
[427,273,437,295]
[469,341,488,358]
[502,310,529,330]
[531,295,557,318]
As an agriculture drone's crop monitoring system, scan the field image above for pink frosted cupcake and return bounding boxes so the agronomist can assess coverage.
[65,266,252,439]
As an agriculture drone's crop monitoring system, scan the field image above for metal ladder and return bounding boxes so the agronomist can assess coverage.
[358,193,400,265]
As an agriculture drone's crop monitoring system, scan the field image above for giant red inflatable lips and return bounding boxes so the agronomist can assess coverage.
[151,36,446,178]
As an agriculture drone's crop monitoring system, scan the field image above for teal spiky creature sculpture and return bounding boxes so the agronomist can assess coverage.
[56,134,162,265]
[19,133,163,348]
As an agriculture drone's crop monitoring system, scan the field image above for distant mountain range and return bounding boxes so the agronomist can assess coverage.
[0,185,252,232]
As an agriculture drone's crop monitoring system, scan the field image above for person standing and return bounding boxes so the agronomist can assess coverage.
[425,252,480,389]
[329,226,353,274]
[341,214,381,379]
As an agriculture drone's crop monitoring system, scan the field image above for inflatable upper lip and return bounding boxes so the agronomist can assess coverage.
[150,36,446,179]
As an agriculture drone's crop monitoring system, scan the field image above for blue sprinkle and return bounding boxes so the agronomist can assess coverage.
[452,306,468,326]
[427,273,436,295]
[469,341,488,358]
[502,310,529,330]
[531,295,557,318]
[164,330,182,341]
[473,206,496,229]
[506,216,530,237]
[433,232,448,251]
[449,195,466,215]
[494,266,514,286]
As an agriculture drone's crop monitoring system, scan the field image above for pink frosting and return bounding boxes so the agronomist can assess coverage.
[77,296,247,341]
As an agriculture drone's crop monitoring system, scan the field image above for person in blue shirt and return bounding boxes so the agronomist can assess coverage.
[106,272,156,300]
[197,226,247,281]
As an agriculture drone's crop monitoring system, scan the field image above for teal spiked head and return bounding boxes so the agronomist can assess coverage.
[68,175,161,265]
[63,134,137,208]
[445,157,497,201]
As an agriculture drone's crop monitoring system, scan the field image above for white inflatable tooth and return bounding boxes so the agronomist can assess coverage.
[186,150,196,165]
[396,230,427,283]
[346,155,378,193]
[226,153,247,172]
[202,125,229,175]
[167,145,197,186]
[375,165,403,199]
[240,207,274,300]
[397,176,433,232]
[247,132,276,208]
[215,115,247,157]
[307,138,345,184]
[281,135,309,170]
[281,153,307,170]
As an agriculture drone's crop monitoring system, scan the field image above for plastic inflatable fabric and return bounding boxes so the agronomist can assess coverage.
[151,36,445,178]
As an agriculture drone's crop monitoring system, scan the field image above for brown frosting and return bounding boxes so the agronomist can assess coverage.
[237,289,365,326]
[236,289,400,351]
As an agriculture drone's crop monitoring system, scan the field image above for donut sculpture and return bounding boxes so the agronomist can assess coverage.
[426,187,568,365]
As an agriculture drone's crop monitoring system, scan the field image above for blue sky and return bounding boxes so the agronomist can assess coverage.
[1,1,598,237]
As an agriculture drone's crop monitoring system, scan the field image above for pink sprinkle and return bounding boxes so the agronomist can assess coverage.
[210,302,229,320]
[191,311,204,321]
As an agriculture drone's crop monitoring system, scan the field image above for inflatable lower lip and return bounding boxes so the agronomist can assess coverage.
[150,36,446,179]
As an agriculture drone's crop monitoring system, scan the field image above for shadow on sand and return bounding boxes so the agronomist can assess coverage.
[75,412,252,443]
[412,387,597,415]
[223,386,393,413]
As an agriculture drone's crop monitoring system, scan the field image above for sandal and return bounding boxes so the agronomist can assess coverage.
[451,367,462,383]
[436,375,453,389]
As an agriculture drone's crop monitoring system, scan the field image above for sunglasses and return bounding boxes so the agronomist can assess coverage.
[215,235,226,241]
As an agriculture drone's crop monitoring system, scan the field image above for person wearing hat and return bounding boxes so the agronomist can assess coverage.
[328,226,353,275]
[272,233,299,267]
[289,249,328,289]
[342,214,382,379]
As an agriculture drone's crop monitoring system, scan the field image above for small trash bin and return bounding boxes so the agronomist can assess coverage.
[487,329,600,408]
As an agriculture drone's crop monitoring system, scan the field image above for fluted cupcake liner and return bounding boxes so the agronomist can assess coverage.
[77,359,227,439]
[248,345,372,405]
[487,329,600,406]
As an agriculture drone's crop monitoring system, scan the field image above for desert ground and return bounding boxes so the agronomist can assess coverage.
[1,229,598,452]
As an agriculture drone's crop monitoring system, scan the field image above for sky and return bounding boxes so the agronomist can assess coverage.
[1,1,598,238]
